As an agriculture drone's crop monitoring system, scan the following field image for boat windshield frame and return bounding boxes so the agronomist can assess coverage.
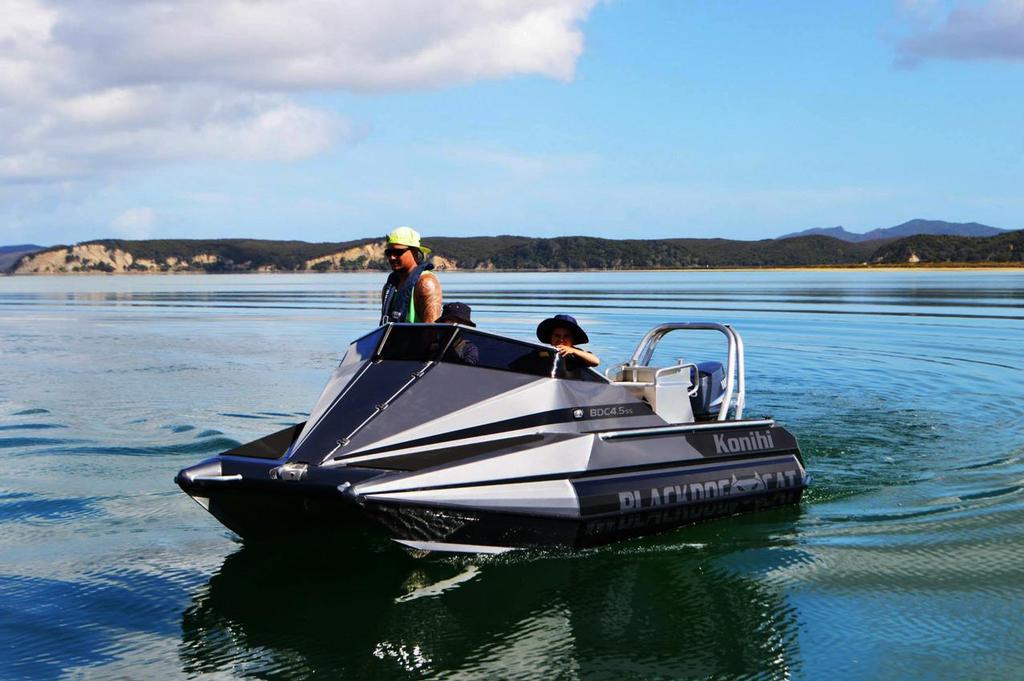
[349,323,607,382]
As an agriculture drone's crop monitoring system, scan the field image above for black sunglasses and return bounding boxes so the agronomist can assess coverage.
[384,247,410,257]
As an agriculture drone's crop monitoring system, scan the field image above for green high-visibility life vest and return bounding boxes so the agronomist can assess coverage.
[380,263,434,324]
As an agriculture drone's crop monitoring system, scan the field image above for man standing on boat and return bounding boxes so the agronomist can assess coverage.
[380,226,442,325]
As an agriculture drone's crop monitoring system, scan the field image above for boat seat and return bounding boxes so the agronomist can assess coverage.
[612,365,659,384]
[608,363,695,423]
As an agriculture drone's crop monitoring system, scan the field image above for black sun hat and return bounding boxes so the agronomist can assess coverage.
[536,314,589,345]
[439,302,476,327]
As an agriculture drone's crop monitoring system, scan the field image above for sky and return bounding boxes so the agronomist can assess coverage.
[1,0,1023,246]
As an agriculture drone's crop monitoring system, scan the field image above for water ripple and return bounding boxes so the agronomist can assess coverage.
[52,436,243,458]
[2,271,1023,678]
[0,494,105,523]
[0,436,72,449]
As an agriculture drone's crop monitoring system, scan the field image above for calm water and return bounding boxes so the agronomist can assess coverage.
[2,271,1023,680]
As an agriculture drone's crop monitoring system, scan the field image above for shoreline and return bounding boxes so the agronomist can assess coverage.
[5,263,1023,276]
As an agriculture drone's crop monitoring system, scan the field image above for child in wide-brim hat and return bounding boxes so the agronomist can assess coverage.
[536,314,599,368]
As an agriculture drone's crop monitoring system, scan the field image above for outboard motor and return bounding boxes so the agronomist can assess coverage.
[690,361,726,420]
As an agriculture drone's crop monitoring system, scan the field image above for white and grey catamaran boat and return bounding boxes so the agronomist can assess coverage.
[176,322,808,554]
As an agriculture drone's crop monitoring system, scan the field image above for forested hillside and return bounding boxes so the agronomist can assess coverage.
[8,230,1022,274]
[871,230,1023,264]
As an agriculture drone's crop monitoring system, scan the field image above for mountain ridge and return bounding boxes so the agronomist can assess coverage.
[779,219,1006,242]
[0,244,45,272]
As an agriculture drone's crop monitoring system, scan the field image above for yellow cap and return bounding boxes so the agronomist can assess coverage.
[386,226,431,255]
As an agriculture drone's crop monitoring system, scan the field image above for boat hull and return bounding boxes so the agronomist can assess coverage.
[175,323,809,554]
[176,449,807,553]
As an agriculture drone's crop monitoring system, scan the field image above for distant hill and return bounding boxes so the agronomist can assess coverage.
[8,235,879,273]
[0,244,44,254]
[780,219,1006,242]
[8,230,1021,274]
[0,244,44,272]
[9,238,384,274]
[452,235,878,269]
[777,226,866,241]
[871,230,1023,264]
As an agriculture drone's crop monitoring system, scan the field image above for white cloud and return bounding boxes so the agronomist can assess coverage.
[0,151,84,183]
[49,0,593,91]
[897,0,1024,64]
[0,0,596,185]
[111,207,156,239]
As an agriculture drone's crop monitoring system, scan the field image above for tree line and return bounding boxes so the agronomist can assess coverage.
[12,230,1023,273]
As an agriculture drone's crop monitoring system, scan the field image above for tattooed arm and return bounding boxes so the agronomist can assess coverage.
[415,272,443,323]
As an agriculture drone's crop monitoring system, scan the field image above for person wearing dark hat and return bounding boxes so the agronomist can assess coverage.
[439,302,479,365]
[536,314,600,370]
[380,226,442,325]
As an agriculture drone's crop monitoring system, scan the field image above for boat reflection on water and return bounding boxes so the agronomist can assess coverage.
[179,507,808,679]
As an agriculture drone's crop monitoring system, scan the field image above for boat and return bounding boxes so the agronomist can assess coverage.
[175,322,808,554]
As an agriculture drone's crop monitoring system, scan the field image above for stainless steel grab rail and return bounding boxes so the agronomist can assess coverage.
[617,322,744,421]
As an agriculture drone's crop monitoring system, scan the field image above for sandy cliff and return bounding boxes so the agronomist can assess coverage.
[14,245,228,273]
[303,243,458,270]
[16,244,136,273]
[303,242,386,269]
[13,241,457,273]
